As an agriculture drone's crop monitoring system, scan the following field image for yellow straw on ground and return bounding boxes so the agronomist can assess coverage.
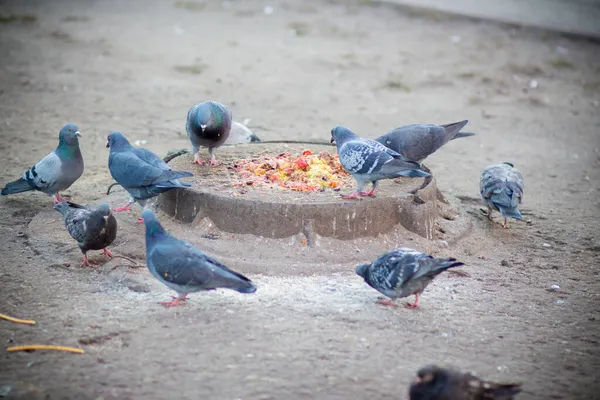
[7,345,84,354]
[0,313,36,325]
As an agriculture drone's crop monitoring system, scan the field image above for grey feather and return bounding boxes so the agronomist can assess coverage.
[356,248,463,306]
[375,120,473,162]
[186,101,232,163]
[1,124,83,200]
[225,121,261,145]
[480,162,524,222]
[142,210,256,303]
[106,132,193,205]
[330,126,430,197]
[53,201,117,256]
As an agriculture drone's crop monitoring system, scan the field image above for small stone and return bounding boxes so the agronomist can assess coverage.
[542,243,552,248]
[500,259,510,267]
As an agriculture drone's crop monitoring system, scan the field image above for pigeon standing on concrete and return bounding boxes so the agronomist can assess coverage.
[355,248,463,308]
[106,132,193,223]
[409,364,522,400]
[1,124,83,204]
[142,209,257,307]
[330,126,430,200]
[54,200,117,267]
[375,120,474,162]
[480,162,524,229]
[186,101,232,165]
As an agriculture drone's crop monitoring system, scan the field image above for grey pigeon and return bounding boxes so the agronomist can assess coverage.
[225,121,261,145]
[355,248,463,308]
[330,126,430,199]
[186,101,232,165]
[1,124,83,204]
[410,364,522,400]
[54,200,117,267]
[142,209,257,307]
[480,162,524,229]
[375,120,474,162]
[106,132,193,223]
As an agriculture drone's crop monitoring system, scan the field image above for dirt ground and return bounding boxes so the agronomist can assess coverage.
[1,0,599,399]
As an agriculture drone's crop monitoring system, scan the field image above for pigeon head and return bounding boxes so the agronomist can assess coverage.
[58,124,81,145]
[141,209,166,236]
[330,126,358,145]
[409,365,451,400]
[106,132,131,150]
[96,203,111,217]
[192,102,228,132]
[355,263,370,279]
[502,161,515,168]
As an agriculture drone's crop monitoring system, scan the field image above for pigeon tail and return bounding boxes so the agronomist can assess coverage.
[497,205,522,220]
[1,177,34,195]
[452,131,475,140]
[441,120,469,138]
[481,382,522,398]
[249,133,261,143]
[398,169,431,178]
[416,258,464,279]
[153,179,193,190]
[235,282,258,294]
[53,200,72,216]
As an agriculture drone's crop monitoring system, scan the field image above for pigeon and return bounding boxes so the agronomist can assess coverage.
[330,126,430,199]
[53,200,117,267]
[106,131,193,224]
[225,121,261,145]
[142,209,257,307]
[409,364,522,400]
[1,124,83,204]
[186,101,232,165]
[355,248,463,308]
[375,120,474,162]
[480,162,524,229]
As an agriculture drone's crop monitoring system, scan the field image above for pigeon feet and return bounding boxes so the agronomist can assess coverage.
[193,154,206,165]
[502,218,510,229]
[159,294,189,307]
[209,157,219,166]
[81,255,96,267]
[52,193,70,204]
[341,192,362,200]
[377,299,398,308]
[136,217,144,225]
[100,248,113,258]
[406,294,420,309]
[113,204,133,212]
[359,189,376,197]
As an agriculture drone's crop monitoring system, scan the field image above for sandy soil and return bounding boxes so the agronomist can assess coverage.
[0,0,599,399]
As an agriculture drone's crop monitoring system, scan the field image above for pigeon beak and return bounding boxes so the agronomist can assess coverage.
[330,138,335,144]
[75,131,81,137]
[200,124,207,132]
[106,141,110,148]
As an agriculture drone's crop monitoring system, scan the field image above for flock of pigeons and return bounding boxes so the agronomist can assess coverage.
[1,101,525,399]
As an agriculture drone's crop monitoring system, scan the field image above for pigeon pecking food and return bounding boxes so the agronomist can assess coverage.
[1,124,83,204]
[330,126,430,200]
[355,248,463,309]
[480,162,524,229]
[186,101,233,165]
[53,200,117,267]
[106,131,193,224]
[375,120,474,163]
[142,210,257,307]
[409,364,522,400]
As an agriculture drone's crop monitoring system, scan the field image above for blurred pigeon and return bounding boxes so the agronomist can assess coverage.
[1,124,83,204]
[409,364,522,400]
[142,209,257,307]
[54,200,117,267]
[225,121,261,145]
[106,132,193,224]
[355,248,463,308]
[330,126,430,199]
[480,162,524,229]
[375,120,474,162]
[186,101,232,165]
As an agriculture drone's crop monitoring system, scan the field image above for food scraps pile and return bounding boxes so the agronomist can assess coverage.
[232,150,350,192]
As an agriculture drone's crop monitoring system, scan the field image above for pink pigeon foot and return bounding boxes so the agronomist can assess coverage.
[113,204,133,212]
[100,248,113,258]
[406,294,420,309]
[341,192,362,200]
[159,294,189,307]
[209,157,219,166]
[81,255,95,267]
[137,217,144,225]
[193,153,206,165]
[377,299,398,308]
[359,189,376,197]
